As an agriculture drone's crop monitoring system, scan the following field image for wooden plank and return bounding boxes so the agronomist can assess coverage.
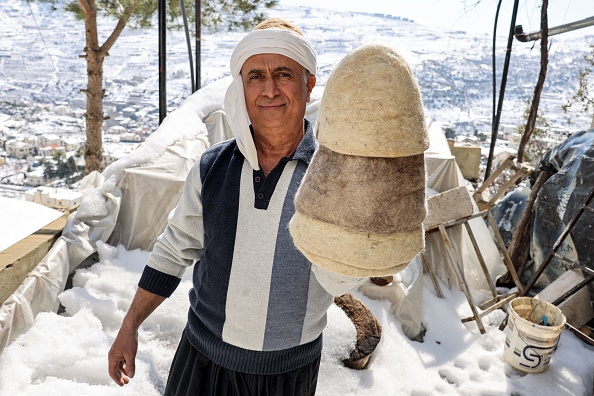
[439,224,486,334]
[0,213,68,304]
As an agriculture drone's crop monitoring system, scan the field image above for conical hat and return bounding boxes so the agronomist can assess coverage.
[317,44,429,158]
[289,211,425,277]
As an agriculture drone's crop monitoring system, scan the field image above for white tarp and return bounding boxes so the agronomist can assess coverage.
[0,78,506,352]
[0,78,228,353]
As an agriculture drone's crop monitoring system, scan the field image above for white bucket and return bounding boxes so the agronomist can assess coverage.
[503,297,567,373]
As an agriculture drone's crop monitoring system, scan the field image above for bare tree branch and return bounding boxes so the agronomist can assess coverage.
[517,0,549,163]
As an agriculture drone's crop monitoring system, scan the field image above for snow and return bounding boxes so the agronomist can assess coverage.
[0,197,62,252]
[1,242,593,395]
[1,1,594,395]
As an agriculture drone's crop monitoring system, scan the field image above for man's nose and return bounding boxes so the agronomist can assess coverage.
[262,78,280,98]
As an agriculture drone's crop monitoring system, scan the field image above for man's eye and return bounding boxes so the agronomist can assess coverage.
[249,75,261,80]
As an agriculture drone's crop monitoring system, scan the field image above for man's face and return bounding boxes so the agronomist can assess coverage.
[241,53,316,132]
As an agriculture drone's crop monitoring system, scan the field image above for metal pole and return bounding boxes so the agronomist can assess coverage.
[158,0,167,124]
[485,0,520,181]
[515,16,594,42]
[180,0,195,93]
[195,0,201,90]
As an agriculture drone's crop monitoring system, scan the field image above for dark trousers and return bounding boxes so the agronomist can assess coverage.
[164,332,321,396]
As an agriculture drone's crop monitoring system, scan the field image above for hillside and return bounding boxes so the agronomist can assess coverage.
[1,0,592,142]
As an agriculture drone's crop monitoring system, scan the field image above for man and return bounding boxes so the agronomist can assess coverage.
[108,18,363,395]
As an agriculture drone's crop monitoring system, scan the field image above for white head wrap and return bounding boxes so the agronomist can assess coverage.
[224,28,317,170]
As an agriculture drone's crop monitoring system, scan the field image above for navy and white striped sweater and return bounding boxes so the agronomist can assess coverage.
[139,120,363,375]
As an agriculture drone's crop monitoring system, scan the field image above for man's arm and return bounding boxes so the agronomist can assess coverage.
[311,265,367,296]
[108,287,165,386]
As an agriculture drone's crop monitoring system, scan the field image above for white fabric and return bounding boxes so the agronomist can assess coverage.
[224,29,317,170]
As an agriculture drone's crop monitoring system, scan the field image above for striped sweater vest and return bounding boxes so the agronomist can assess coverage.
[139,121,334,374]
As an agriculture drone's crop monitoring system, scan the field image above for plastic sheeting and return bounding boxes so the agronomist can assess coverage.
[358,256,425,341]
[424,120,506,293]
[530,129,594,288]
[0,77,229,354]
[490,186,530,248]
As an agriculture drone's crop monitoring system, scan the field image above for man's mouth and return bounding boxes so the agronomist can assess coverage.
[260,103,285,109]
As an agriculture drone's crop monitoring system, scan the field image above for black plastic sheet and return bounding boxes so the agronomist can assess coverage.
[530,129,594,288]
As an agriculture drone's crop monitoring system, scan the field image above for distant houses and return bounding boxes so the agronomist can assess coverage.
[24,186,83,209]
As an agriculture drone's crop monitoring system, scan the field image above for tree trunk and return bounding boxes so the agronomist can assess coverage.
[83,48,106,174]
[81,0,105,174]
[497,170,552,286]
[78,0,137,174]
[516,0,548,163]
[334,294,382,370]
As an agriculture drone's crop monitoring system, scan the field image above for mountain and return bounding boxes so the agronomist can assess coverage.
[1,0,593,143]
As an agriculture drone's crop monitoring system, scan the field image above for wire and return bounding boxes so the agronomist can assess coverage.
[179,0,196,93]
[491,0,503,176]
[488,0,503,181]
[25,0,63,92]
[486,0,521,180]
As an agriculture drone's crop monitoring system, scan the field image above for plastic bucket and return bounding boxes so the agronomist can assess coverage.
[503,297,567,373]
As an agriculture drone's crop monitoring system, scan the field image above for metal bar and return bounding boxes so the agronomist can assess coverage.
[551,273,594,306]
[515,16,594,42]
[158,0,167,124]
[566,322,594,347]
[179,0,195,93]
[485,0,520,180]
[552,253,594,276]
[195,0,201,89]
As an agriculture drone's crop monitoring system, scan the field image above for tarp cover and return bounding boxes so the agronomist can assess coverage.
[530,129,594,288]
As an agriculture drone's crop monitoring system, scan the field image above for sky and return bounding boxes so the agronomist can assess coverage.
[281,0,594,36]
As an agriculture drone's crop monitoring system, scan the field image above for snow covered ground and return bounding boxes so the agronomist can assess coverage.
[1,242,593,395]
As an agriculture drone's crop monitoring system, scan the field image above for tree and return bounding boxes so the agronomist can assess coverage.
[516,0,548,164]
[40,0,278,174]
[516,99,550,166]
[562,44,594,129]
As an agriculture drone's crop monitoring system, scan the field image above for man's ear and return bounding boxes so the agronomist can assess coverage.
[306,74,316,103]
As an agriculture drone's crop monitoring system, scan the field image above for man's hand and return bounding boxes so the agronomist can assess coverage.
[108,324,138,386]
[107,287,166,386]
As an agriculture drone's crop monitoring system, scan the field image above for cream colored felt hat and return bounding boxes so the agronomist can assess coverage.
[294,145,427,234]
[289,212,425,277]
[316,44,429,158]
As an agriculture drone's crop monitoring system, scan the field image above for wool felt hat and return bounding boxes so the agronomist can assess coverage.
[290,43,428,277]
[316,44,429,158]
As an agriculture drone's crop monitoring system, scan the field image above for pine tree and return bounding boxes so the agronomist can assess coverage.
[37,0,278,174]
